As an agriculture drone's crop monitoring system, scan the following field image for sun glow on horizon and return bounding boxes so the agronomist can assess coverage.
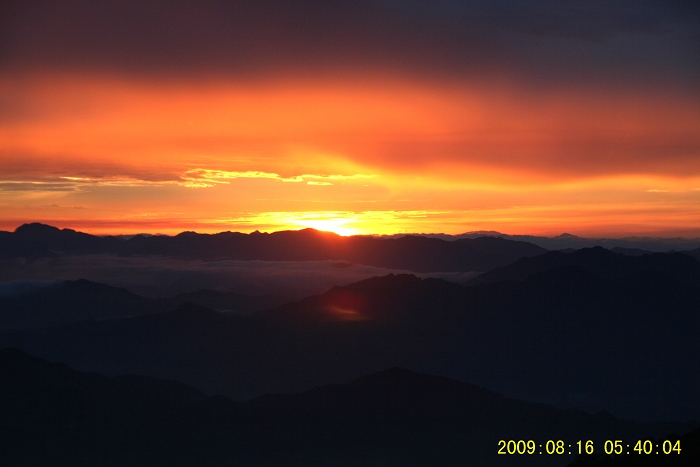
[1,74,700,237]
[207,210,453,237]
[291,216,359,236]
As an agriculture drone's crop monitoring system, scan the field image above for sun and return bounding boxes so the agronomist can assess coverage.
[293,217,359,236]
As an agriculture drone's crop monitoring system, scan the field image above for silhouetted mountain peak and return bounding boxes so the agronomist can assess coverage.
[471,246,700,285]
[462,230,503,235]
[3,223,548,271]
[270,273,463,324]
[346,273,420,288]
[331,273,455,304]
[168,301,221,317]
[14,222,62,236]
[0,347,79,383]
[610,247,653,256]
[368,366,415,378]
[348,366,484,394]
[350,366,422,385]
[59,278,130,294]
[578,245,609,253]
[270,228,341,240]
[0,279,160,331]
[176,230,199,237]
[523,264,603,284]
[593,410,618,422]
[13,223,88,242]
[0,346,41,367]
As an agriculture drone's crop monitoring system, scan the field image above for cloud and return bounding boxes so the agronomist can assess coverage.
[0,175,178,193]
[0,165,377,192]
[181,169,376,188]
[0,181,80,192]
[1,0,698,85]
[0,2,698,236]
[183,169,303,186]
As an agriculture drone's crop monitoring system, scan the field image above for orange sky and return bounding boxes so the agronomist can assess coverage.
[1,72,700,236]
[1,2,699,237]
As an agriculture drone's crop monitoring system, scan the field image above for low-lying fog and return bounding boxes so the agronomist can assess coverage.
[0,255,479,300]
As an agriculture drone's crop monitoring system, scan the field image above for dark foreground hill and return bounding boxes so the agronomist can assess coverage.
[3,249,700,422]
[1,348,693,467]
[1,223,547,272]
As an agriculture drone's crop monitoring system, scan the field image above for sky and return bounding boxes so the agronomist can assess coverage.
[1,0,699,236]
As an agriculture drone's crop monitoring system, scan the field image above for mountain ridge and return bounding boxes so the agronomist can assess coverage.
[3,223,547,272]
[469,246,700,285]
[3,257,700,421]
[0,278,287,331]
[2,347,695,467]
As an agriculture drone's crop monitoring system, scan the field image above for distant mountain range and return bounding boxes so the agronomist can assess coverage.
[1,348,694,467]
[405,232,700,253]
[5,223,700,273]
[0,223,547,272]
[3,247,699,422]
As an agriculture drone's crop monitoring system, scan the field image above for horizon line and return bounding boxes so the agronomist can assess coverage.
[6,222,700,242]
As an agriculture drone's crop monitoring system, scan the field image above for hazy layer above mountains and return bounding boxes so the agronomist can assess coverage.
[0,255,419,299]
[0,255,479,300]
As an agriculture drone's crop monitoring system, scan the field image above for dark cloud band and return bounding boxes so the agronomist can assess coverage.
[1,0,698,84]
